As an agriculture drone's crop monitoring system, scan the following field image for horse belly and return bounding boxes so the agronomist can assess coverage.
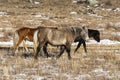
[47,31,67,46]
[50,38,67,46]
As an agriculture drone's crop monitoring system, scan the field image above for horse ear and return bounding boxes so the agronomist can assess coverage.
[82,26,85,30]
[82,26,87,30]
[82,25,88,31]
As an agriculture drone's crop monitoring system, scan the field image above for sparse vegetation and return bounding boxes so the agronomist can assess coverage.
[0,0,120,80]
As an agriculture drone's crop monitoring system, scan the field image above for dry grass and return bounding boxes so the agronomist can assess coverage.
[0,0,120,80]
[0,0,120,41]
[0,44,120,80]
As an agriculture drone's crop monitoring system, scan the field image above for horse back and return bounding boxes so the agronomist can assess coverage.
[46,28,75,45]
[16,27,38,41]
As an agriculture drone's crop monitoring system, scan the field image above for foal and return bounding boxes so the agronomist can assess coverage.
[13,26,57,55]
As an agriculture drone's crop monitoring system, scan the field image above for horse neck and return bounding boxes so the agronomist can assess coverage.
[72,28,81,39]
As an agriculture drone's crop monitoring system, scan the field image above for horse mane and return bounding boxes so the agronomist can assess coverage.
[68,27,82,37]
[55,27,83,37]
[37,26,58,29]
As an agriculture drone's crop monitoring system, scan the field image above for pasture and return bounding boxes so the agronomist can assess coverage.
[0,44,120,80]
[0,0,120,80]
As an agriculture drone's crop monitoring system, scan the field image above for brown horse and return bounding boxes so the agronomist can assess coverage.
[34,26,89,60]
[13,26,57,55]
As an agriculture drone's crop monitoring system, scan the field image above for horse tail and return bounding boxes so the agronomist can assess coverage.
[13,30,19,53]
[33,29,39,55]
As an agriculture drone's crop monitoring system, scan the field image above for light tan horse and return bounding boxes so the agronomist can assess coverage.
[13,26,57,55]
[33,26,89,60]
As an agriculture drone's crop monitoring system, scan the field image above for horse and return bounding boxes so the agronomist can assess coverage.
[13,26,57,56]
[74,29,100,53]
[33,26,89,60]
[41,28,100,57]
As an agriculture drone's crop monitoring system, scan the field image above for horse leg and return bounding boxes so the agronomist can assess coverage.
[13,32,19,55]
[35,41,45,59]
[43,42,49,58]
[14,38,23,56]
[33,41,38,56]
[83,41,87,53]
[74,41,82,53]
[56,46,65,59]
[22,40,29,53]
[35,44,41,59]
[65,43,71,60]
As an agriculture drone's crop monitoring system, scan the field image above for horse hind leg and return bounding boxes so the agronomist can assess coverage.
[33,30,39,57]
[35,44,41,59]
[14,39,24,56]
[35,40,46,59]
[13,32,24,56]
[22,40,29,53]
[13,31,19,56]
[43,42,49,58]
[56,46,65,59]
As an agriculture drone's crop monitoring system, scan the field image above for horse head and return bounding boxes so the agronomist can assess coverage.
[88,29,100,42]
[73,25,89,42]
[94,31,100,42]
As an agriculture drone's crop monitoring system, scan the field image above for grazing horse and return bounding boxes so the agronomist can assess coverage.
[33,26,89,60]
[74,29,100,53]
[13,26,57,56]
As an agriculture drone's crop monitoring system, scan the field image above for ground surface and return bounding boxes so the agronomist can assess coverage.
[0,0,120,80]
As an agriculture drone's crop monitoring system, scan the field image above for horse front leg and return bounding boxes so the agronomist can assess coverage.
[56,46,65,59]
[74,41,82,53]
[13,38,23,56]
[66,43,71,60]
[83,41,87,53]
[14,46,18,56]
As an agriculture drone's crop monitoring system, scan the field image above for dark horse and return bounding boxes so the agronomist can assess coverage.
[33,26,89,60]
[74,29,100,53]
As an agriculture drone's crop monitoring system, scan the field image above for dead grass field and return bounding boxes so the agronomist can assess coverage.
[0,44,120,80]
[0,0,120,80]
